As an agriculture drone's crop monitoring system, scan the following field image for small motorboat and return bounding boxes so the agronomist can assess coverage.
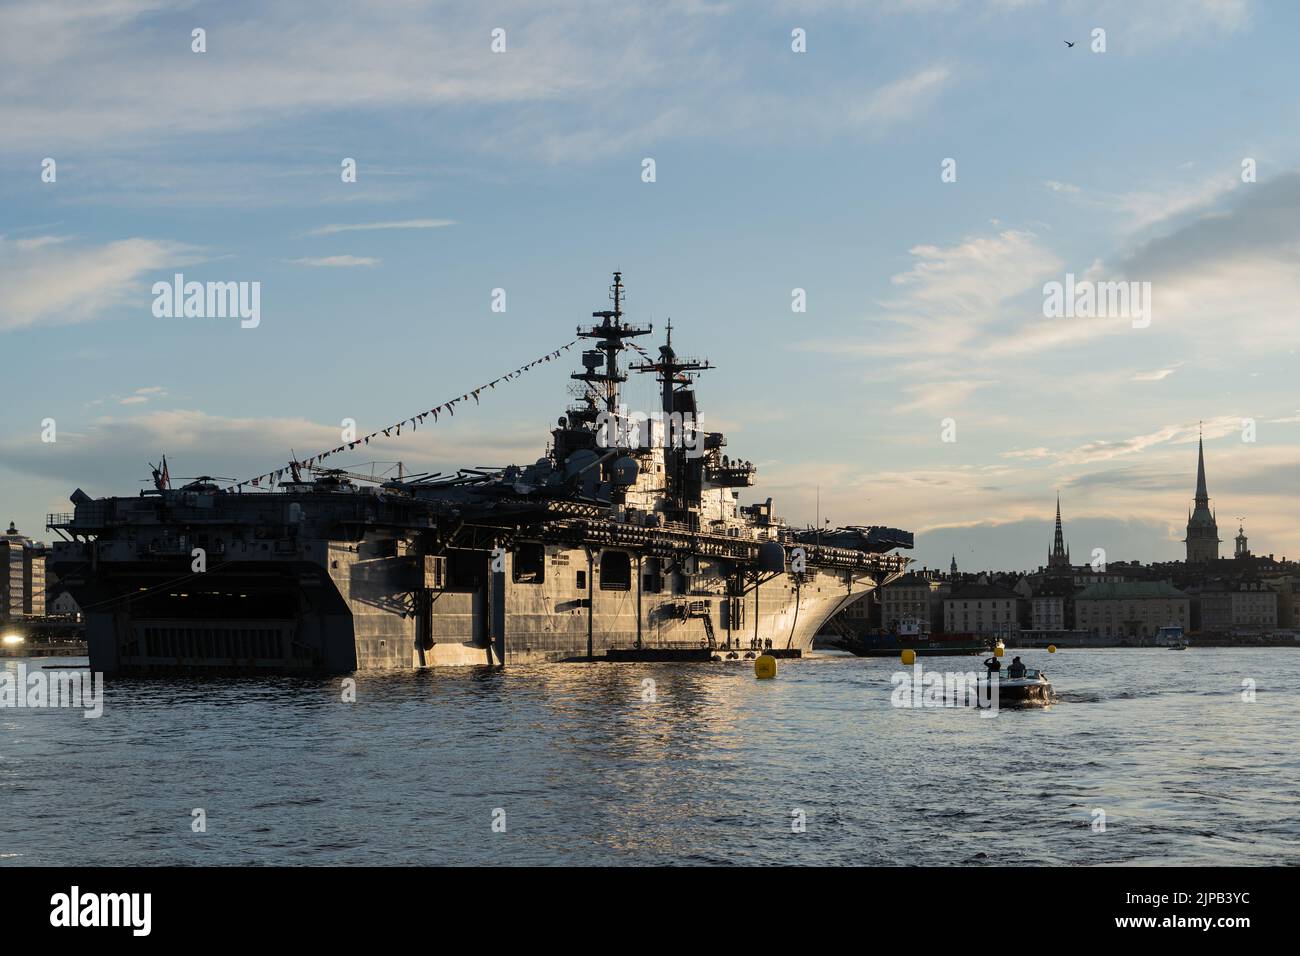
[997,667,1053,706]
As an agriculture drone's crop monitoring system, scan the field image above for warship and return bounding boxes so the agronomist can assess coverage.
[47,273,912,674]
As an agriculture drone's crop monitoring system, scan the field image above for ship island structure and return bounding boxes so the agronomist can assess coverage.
[47,274,912,674]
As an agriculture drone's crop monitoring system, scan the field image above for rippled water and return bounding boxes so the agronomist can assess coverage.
[2,648,1297,865]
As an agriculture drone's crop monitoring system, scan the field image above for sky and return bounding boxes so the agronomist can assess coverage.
[1,0,1298,573]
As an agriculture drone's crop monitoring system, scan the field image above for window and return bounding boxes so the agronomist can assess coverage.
[512,543,545,584]
[576,570,587,591]
[600,550,632,591]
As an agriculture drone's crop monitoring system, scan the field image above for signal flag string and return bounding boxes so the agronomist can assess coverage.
[232,340,579,489]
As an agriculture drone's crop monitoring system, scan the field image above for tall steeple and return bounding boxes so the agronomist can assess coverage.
[1194,429,1209,507]
[1048,493,1071,569]
[1184,422,1221,563]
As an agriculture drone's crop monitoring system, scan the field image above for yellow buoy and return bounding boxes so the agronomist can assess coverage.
[901,648,916,666]
[1048,644,1057,654]
[755,654,777,679]
[994,643,1005,658]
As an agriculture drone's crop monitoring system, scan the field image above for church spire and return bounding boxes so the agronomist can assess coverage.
[1194,422,1209,505]
[1048,492,1070,569]
[1185,422,1220,562]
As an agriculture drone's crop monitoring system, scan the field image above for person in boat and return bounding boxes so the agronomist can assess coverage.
[982,655,1001,680]
[1007,656,1026,679]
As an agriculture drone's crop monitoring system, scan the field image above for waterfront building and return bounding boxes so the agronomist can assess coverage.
[1199,578,1278,632]
[25,541,47,617]
[1,521,43,622]
[1074,581,1189,639]
[879,572,947,633]
[1263,573,1300,629]
[943,583,1021,637]
[1030,577,1076,631]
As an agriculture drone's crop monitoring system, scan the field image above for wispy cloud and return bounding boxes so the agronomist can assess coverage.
[0,235,196,331]
[304,219,456,237]
[851,65,953,125]
[1132,366,1178,382]
[288,255,381,267]
[120,386,168,405]
[1040,416,1243,467]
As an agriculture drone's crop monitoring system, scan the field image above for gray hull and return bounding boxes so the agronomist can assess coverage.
[55,537,879,673]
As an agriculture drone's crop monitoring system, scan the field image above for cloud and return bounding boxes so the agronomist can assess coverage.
[1000,447,1053,461]
[1112,171,1300,351]
[0,2,958,166]
[851,65,953,125]
[1043,416,1242,467]
[1084,0,1252,49]
[0,3,605,151]
[811,228,1063,362]
[288,256,381,268]
[8,235,74,251]
[0,235,195,331]
[1131,367,1178,382]
[1122,171,1300,277]
[0,409,549,495]
[894,378,997,415]
[118,386,168,406]
[304,219,457,237]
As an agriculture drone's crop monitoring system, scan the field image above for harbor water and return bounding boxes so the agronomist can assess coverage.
[1,648,1296,865]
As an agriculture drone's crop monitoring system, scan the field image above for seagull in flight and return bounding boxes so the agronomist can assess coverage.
[1064,40,1075,48]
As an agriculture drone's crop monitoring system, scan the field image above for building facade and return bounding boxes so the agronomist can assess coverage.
[1199,579,1278,632]
[1030,577,1076,631]
[879,572,947,633]
[1,523,50,621]
[943,584,1021,637]
[1074,581,1190,639]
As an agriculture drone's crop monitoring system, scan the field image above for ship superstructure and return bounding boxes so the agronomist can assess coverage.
[48,273,911,674]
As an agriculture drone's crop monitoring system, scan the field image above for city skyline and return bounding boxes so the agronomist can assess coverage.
[3,1,1300,570]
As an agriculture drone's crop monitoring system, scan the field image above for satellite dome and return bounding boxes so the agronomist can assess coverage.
[611,456,639,485]
[757,541,786,573]
[564,449,599,478]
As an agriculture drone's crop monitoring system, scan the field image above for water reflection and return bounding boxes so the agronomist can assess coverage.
[1,650,1297,865]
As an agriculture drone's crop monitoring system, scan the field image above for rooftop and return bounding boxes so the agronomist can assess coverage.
[1076,581,1188,601]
